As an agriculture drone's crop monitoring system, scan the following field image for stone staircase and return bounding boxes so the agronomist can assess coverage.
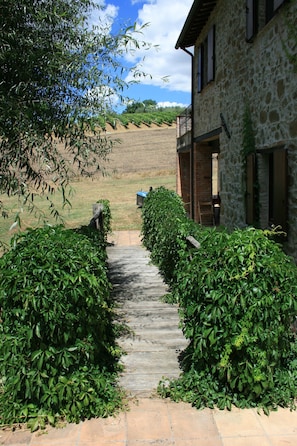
[107,245,188,398]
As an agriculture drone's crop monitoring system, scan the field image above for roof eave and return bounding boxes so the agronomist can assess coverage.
[175,0,217,49]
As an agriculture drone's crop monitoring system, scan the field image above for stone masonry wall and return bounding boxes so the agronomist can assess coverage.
[192,0,297,259]
[194,0,251,227]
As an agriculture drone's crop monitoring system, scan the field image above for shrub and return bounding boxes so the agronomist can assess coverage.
[141,187,297,411]
[141,186,190,285]
[0,225,123,430]
[167,227,297,410]
[98,198,112,239]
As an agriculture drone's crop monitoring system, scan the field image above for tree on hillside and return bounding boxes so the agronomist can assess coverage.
[123,99,157,113]
[0,0,150,222]
[143,99,157,111]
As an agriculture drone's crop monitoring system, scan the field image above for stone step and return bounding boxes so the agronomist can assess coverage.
[107,245,187,398]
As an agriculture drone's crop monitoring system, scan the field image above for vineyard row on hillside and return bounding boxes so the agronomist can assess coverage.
[94,111,178,130]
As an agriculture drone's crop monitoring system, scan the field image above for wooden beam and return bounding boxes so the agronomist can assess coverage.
[186,235,201,249]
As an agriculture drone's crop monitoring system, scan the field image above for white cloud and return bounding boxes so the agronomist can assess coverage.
[125,0,193,93]
[88,0,193,95]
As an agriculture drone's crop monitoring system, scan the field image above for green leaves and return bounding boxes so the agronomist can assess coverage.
[141,186,190,287]
[142,187,297,412]
[0,222,124,429]
[0,0,152,221]
[177,227,297,409]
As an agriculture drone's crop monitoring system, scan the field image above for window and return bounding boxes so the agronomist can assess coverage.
[197,25,215,93]
[247,149,288,231]
[266,0,286,21]
[274,0,286,11]
[197,46,203,93]
[246,153,258,225]
[207,26,215,82]
[258,148,288,232]
[246,0,257,41]
[268,149,288,231]
[246,0,286,41]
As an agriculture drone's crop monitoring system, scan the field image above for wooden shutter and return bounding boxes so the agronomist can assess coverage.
[197,46,203,93]
[246,0,255,41]
[272,149,287,231]
[246,153,256,225]
[266,0,274,22]
[274,0,285,10]
[207,26,215,82]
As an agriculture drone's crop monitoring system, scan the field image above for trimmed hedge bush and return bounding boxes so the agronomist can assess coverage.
[0,223,123,430]
[142,187,297,412]
[141,186,191,285]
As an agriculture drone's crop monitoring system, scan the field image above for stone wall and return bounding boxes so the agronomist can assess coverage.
[193,0,249,227]
[192,0,297,259]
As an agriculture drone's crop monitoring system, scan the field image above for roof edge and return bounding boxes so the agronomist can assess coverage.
[175,0,203,49]
[175,0,217,49]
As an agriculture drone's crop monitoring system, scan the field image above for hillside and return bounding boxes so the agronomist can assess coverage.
[104,122,177,175]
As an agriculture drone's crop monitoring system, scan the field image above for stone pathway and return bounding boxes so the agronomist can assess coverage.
[107,244,188,397]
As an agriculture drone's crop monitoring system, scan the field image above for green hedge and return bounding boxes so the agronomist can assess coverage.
[141,187,297,412]
[0,222,123,430]
[141,186,191,285]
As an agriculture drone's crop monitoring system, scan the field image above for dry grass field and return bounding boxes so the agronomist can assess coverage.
[0,123,177,246]
[105,123,177,174]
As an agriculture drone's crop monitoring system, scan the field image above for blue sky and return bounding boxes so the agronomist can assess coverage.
[91,0,193,110]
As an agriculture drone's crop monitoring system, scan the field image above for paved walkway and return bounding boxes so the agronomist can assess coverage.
[107,237,188,397]
[1,231,297,445]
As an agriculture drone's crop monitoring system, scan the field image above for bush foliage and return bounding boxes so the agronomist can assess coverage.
[0,222,123,430]
[141,186,190,285]
[141,187,297,412]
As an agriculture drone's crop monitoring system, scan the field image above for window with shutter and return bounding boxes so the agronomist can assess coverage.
[197,46,203,93]
[246,0,257,41]
[247,0,286,40]
[266,0,286,23]
[207,25,215,82]
[246,153,257,225]
[266,0,274,21]
[197,25,215,92]
[274,0,285,10]
[269,149,288,231]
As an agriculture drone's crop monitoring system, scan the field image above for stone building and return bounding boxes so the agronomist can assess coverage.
[175,0,297,259]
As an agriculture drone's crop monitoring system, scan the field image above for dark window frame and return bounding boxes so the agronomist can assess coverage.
[197,45,203,93]
[246,0,257,42]
[207,25,215,82]
[197,25,215,93]
[246,0,287,42]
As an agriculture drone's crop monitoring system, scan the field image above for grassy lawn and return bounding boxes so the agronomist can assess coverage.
[0,170,176,248]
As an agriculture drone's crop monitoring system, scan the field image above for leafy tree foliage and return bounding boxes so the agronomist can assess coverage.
[123,99,157,113]
[157,105,185,114]
[0,0,149,220]
[123,99,185,115]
